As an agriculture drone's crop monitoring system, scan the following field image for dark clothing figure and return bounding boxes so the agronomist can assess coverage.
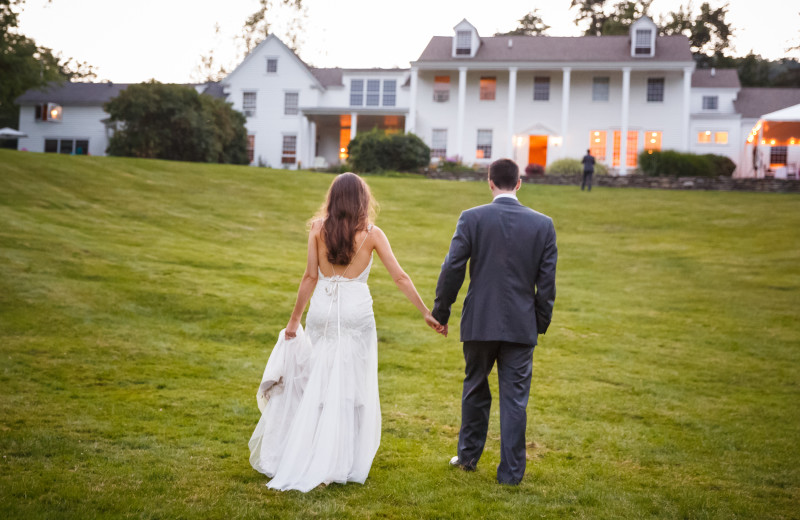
[433,195,557,485]
[581,153,595,191]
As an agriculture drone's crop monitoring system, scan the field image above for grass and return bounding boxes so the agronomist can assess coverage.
[0,149,799,519]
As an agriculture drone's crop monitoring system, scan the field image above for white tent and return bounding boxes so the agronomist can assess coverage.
[738,103,800,178]
[0,127,27,139]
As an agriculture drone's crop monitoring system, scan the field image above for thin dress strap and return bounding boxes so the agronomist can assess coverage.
[331,225,372,279]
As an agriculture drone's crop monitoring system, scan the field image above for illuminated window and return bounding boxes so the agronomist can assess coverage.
[593,77,609,101]
[647,78,664,102]
[645,131,662,154]
[702,96,718,110]
[383,80,396,106]
[476,129,492,159]
[350,80,364,106]
[431,129,447,159]
[247,135,255,163]
[714,132,728,144]
[697,131,712,144]
[480,77,496,101]
[589,131,606,160]
[284,92,298,115]
[266,58,278,73]
[281,135,297,164]
[456,31,471,55]
[635,29,652,55]
[434,76,450,102]
[534,76,550,101]
[339,115,351,160]
[612,131,638,167]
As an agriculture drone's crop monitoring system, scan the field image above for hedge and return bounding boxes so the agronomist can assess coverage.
[638,150,735,177]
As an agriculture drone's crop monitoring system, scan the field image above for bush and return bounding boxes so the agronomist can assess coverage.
[546,158,582,175]
[525,163,545,176]
[347,129,430,173]
[638,150,732,177]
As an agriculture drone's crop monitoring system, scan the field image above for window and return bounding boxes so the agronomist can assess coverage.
[456,30,471,55]
[34,102,62,122]
[592,77,609,101]
[350,79,364,106]
[612,131,638,167]
[480,77,496,101]
[534,77,550,101]
[282,135,297,164]
[702,96,718,110]
[697,131,712,144]
[431,129,447,159]
[589,131,606,161]
[770,146,788,166]
[266,58,278,73]
[647,78,664,102]
[434,76,450,102]
[635,29,652,55]
[247,135,255,163]
[645,131,662,154]
[714,132,728,144]
[44,138,88,154]
[476,129,492,159]
[283,92,299,115]
[383,80,396,106]
[243,92,257,116]
[366,79,380,106]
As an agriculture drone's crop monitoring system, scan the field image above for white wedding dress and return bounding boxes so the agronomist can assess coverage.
[249,231,381,492]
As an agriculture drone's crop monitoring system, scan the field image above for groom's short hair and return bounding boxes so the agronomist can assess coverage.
[489,159,520,190]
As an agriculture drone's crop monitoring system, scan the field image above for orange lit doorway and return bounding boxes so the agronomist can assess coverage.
[528,135,547,167]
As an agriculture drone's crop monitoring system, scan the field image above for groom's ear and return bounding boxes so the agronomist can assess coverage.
[515,178,522,191]
[489,179,497,191]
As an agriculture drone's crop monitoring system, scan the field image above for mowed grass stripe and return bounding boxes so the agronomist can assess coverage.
[1,149,798,519]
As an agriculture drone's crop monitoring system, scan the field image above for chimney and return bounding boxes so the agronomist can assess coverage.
[711,67,716,76]
[508,39,513,48]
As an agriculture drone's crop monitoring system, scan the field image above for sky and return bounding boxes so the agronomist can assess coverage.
[15,0,800,84]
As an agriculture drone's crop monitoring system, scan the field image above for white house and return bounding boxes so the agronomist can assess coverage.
[14,16,800,176]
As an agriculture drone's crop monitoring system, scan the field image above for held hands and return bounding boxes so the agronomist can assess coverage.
[424,311,447,336]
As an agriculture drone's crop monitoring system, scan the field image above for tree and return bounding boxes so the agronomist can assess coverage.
[570,0,653,36]
[0,0,95,129]
[495,9,550,36]
[570,0,608,36]
[661,2,733,61]
[239,0,306,55]
[105,81,248,164]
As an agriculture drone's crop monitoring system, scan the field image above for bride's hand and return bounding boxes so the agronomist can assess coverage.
[424,312,446,335]
[285,318,300,340]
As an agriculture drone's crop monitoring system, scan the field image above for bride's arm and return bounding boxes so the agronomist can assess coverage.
[373,226,443,333]
[285,221,321,338]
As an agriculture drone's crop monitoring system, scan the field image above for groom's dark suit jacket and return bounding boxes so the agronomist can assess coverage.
[432,196,557,346]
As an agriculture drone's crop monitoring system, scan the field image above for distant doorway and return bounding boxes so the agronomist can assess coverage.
[528,135,547,167]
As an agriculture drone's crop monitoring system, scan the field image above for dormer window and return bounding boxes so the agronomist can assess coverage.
[635,29,652,55]
[456,31,471,55]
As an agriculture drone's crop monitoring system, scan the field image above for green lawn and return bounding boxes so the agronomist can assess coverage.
[1,149,798,519]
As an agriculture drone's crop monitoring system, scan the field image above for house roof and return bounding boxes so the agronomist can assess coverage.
[15,81,226,106]
[692,68,740,88]
[734,88,800,118]
[415,34,693,63]
[310,68,344,87]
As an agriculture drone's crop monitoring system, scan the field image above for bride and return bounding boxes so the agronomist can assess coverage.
[249,172,442,492]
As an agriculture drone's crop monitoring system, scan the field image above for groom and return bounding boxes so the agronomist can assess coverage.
[432,158,557,485]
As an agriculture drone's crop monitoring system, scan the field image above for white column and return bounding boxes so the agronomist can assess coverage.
[309,120,317,165]
[507,67,518,158]
[560,67,571,159]
[682,66,693,152]
[620,67,631,175]
[457,67,467,162]
[350,112,358,141]
[297,114,306,170]
[406,67,418,134]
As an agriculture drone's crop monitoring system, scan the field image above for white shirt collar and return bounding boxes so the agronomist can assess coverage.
[493,192,518,201]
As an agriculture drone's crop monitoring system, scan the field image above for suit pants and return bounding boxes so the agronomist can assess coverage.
[458,340,534,484]
[581,172,593,191]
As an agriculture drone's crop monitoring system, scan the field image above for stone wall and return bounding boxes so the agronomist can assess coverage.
[424,171,800,193]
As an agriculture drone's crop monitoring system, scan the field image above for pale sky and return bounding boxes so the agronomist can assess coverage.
[16,0,800,84]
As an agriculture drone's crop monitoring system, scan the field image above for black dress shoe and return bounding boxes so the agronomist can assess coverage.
[449,456,476,471]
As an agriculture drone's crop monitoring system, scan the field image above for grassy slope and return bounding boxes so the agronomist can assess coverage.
[0,149,798,519]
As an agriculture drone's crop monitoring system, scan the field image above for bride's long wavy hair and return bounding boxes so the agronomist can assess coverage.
[313,173,377,265]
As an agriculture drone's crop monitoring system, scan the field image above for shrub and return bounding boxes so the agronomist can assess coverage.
[347,129,430,173]
[438,160,476,173]
[546,158,582,175]
[525,163,545,176]
[639,150,732,177]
